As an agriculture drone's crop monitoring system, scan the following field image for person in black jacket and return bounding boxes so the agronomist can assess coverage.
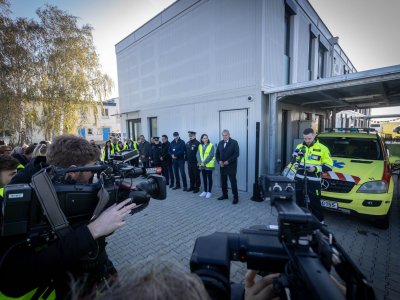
[215,129,240,204]
[168,132,187,191]
[150,137,162,167]
[160,135,174,186]
[138,135,151,168]
[186,131,201,193]
[0,135,135,299]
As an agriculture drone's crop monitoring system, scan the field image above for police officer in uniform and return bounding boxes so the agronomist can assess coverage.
[288,128,333,222]
[160,135,174,186]
[168,132,187,191]
[186,131,201,193]
[150,137,162,167]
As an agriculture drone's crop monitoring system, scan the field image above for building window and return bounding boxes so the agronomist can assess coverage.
[283,7,292,85]
[317,42,327,79]
[127,119,141,141]
[102,108,109,118]
[308,32,317,80]
[149,117,157,139]
[88,128,93,135]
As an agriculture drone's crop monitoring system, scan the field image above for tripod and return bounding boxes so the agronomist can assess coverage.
[301,148,311,210]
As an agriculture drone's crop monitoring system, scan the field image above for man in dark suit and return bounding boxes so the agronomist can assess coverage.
[215,129,240,204]
[138,135,151,168]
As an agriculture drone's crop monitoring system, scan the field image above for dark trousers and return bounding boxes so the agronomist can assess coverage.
[295,179,324,221]
[142,161,150,168]
[173,159,187,188]
[131,158,139,167]
[201,170,213,192]
[188,162,201,190]
[221,172,238,198]
[162,161,174,185]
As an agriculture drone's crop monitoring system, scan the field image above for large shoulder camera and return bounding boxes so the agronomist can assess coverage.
[190,175,375,300]
[1,150,166,243]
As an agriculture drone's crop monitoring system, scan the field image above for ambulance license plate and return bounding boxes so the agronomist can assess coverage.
[320,200,338,209]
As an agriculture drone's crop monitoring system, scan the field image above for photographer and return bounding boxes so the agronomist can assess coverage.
[0,135,135,299]
[0,155,19,202]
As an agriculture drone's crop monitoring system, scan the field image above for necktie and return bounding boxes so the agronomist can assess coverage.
[224,141,227,148]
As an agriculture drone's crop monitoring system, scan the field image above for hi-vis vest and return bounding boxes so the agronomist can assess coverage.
[116,144,127,152]
[0,287,55,299]
[126,141,138,151]
[101,147,114,161]
[285,140,333,182]
[199,143,215,168]
[17,164,25,171]
[0,187,3,198]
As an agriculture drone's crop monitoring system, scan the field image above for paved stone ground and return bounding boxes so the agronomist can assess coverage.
[107,176,400,300]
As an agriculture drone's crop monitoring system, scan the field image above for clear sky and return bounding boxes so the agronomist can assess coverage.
[8,0,400,115]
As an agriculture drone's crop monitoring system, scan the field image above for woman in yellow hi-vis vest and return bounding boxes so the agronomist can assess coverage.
[196,134,215,199]
[101,141,114,161]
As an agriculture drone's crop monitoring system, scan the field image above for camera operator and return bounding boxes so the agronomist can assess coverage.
[286,128,333,222]
[0,155,19,202]
[0,135,136,299]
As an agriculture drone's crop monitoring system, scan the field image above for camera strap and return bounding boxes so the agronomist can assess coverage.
[92,184,110,220]
[31,167,72,239]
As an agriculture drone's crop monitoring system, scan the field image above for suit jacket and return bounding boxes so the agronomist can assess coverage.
[139,140,151,162]
[215,138,239,175]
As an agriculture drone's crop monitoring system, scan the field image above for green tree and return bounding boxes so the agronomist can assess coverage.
[0,2,112,144]
[0,0,43,144]
[37,5,112,139]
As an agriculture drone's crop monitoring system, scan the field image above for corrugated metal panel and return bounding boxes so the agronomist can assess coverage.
[264,0,285,87]
[219,109,248,191]
[117,0,257,112]
[296,12,311,82]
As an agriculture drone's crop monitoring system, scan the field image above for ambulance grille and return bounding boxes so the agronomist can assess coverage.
[323,179,355,193]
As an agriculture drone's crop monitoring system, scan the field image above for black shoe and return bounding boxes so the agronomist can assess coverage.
[193,189,199,193]
[183,187,188,191]
[232,197,239,204]
[187,188,193,192]
[172,186,181,190]
[217,195,228,200]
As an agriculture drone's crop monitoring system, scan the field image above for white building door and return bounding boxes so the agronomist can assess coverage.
[219,109,248,191]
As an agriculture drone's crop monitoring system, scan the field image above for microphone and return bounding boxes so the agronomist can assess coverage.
[292,146,306,158]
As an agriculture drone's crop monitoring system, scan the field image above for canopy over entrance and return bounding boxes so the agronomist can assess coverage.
[263,65,400,174]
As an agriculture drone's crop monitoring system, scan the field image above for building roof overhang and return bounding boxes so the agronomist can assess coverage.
[262,65,400,111]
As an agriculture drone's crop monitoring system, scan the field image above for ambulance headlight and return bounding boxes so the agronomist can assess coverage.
[357,180,387,194]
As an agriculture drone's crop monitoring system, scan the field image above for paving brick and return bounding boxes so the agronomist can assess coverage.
[105,178,400,298]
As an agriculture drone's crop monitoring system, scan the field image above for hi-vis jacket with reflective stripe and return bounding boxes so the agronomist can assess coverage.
[287,140,333,182]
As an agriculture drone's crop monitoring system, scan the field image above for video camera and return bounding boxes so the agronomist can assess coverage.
[190,175,375,300]
[1,149,166,243]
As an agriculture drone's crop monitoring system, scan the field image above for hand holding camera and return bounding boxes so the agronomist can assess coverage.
[88,198,136,239]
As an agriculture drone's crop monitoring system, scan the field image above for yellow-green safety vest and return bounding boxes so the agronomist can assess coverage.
[101,147,115,161]
[0,187,3,198]
[126,141,138,151]
[0,287,55,300]
[116,144,128,152]
[199,143,215,168]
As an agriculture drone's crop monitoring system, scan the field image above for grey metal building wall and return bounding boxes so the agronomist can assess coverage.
[116,0,260,114]
[116,0,357,187]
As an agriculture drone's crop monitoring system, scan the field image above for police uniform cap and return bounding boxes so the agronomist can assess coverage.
[153,137,160,140]
[173,132,179,136]
[188,131,196,135]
